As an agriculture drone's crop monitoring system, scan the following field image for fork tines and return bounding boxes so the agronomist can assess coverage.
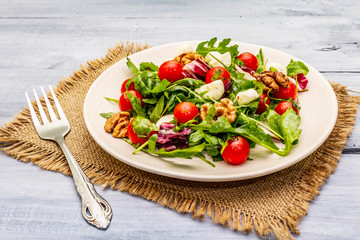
[25,86,66,126]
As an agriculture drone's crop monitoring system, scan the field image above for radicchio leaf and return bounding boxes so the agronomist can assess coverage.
[157,122,191,151]
[239,65,256,76]
[296,73,308,90]
[182,59,211,80]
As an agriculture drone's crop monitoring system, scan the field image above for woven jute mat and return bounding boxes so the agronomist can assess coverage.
[1,43,360,239]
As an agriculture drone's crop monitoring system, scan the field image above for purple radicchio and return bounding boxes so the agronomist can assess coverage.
[238,65,256,76]
[157,122,191,151]
[182,59,211,80]
[296,73,308,90]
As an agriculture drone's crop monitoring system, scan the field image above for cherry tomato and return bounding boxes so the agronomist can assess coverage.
[119,90,144,111]
[205,67,231,86]
[127,120,155,145]
[121,78,135,93]
[221,137,250,165]
[173,102,199,124]
[158,60,184,83]
[273,82,297,100]
[237,52,258,70]
[256,93,270,114]
[275,101,299,115]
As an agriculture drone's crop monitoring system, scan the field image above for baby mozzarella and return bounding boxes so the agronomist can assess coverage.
[236,89,259,105]
[195,80,225,100]
[266,62,287,74]
[235,65,255,80]
[156,114,175,128]
[205,51,232,67]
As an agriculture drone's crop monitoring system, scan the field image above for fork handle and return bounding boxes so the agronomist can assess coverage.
[56,137,112,229]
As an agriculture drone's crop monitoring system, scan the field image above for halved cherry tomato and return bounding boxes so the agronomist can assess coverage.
[205,67,231,86]
[158,60,184,83]
[121,78,135,93]
[237,52,258,70]
[127,120,155,145]
[275,101,299,115]
[173,102,199,124]
[256,93,270,114]
[119,90,144,111]
[273,82,297,100]
[221,136,250,165]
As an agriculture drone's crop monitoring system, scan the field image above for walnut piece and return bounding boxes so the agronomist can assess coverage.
[104,112,131,138]
[254,71,289,93]
[174,52,205,65]
[200,103,211,122]
[200,98,237,124]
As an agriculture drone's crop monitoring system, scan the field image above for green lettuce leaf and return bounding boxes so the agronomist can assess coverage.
[286,59,309,76]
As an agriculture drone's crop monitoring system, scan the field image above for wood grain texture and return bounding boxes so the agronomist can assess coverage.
[0,0,359,239]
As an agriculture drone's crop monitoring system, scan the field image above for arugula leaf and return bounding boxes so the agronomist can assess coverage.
[206,145,219,156]
[126,58,161,95]
[150,79,171,93]
[189,130,204,143]
[148,134,158,152]
[143,142,206,158]
[104,97,119,104]
[278,108,302,154]
[286,59,309,76]
[149,95,165,123]
[135,71,161,95]
[163,92,186,113]
[131,116,158,138]
[209,117,233,133]
[143,98,159,104]
[230,73,255,94]
[266,110,282,137]
[196,37,239,60]
[233,123,280,154]
[100,112,115,119]
[195,153,216,167]
[256,48,266,74]
[169,78,206,88]
[126,57,140,75]
[269,66,278,72]
[139,62,159,71]
[126,91,146,117]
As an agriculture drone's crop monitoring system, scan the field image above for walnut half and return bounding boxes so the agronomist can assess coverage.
[104,112,131,138]
[200,98,237,124]
[254,71,289,93]
[174,52,205,65]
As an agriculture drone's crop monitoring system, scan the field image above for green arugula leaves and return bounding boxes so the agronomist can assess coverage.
[196,37,239,60]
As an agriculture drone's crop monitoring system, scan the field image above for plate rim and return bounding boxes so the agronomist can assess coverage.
[83,40,338,182]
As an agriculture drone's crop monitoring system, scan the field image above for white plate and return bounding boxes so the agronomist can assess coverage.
[83,40,338,182]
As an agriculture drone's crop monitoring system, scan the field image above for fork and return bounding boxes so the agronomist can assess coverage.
[25,86,112,229]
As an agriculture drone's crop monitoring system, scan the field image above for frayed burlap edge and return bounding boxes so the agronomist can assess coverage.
[1,43,359,240]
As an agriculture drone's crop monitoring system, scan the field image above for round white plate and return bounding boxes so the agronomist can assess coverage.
[83,40,338,182]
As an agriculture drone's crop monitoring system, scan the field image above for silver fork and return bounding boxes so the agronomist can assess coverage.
[25,86,112,229]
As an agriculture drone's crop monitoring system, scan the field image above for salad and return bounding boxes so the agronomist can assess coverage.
[101,38,309,167]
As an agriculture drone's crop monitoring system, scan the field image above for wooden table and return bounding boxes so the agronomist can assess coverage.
[1,1,359,239]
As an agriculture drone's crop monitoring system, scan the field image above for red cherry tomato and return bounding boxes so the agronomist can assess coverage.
[275,101,299,115]
[119,90,144,111]
[158,60,184,83]
[256,93,270,114]
[121,78,135,93]
[273,82,297,100]
[237,52,258,70]
[221,137,250,165]
[127,120,155,145]
[205,67,231,86]
[173,102,199,124]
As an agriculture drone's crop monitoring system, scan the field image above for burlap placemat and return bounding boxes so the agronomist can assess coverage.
[1,43,359,239]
